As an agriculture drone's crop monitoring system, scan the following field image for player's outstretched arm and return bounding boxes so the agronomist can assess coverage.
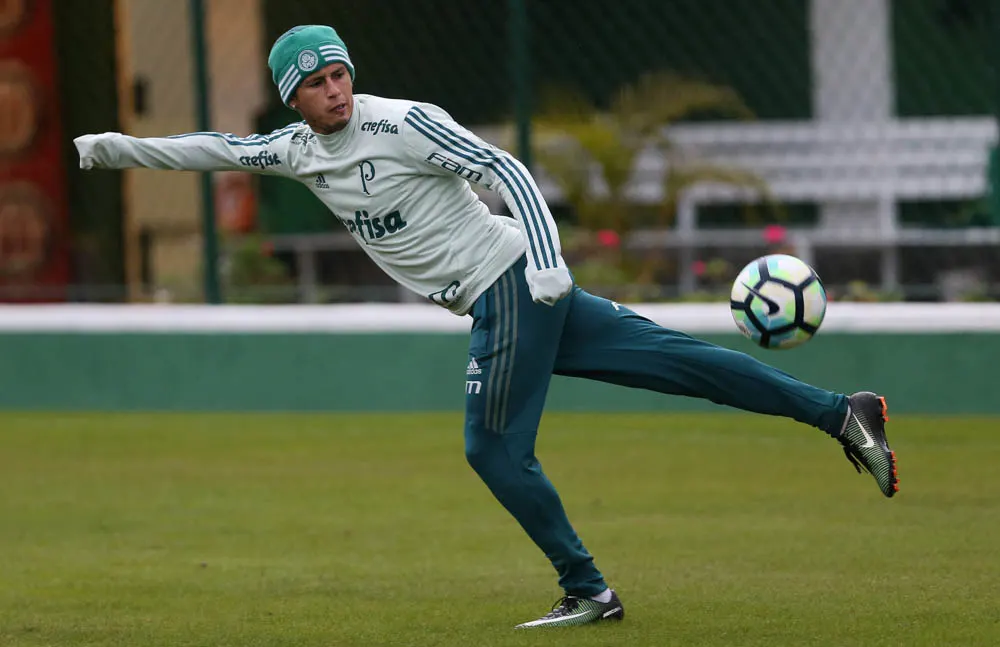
[401,103,573,306]
[74,123,299,177]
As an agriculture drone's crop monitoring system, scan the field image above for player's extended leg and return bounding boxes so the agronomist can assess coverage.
[554,287,847,432]
[553,287,898,497]
[463,260,619,617]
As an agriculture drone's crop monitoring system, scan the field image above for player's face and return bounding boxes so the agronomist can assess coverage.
[290,63,354,134]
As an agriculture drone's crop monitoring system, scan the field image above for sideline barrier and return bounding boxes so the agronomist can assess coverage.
[0,303,997,413]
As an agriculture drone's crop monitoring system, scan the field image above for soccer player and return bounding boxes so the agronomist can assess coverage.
[74,25,899,629]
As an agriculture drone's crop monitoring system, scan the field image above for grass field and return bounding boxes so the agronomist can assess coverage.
[1,412,998,646]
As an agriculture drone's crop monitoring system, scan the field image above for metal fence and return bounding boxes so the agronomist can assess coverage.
[2,0,998,303]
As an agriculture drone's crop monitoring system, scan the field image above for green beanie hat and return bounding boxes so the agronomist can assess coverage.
[268,25,355,105]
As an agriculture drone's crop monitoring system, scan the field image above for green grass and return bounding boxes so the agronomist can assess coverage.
[1,412,999,646]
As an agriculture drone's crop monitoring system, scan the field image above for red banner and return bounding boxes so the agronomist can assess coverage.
[0,0,70,301]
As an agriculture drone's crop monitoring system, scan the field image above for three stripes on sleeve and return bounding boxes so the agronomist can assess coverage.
[405,106,560,272]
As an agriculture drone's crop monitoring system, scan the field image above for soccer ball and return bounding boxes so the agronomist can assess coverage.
[729,254,827,349]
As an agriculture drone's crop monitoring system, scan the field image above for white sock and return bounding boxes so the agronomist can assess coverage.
[591,588,613,603]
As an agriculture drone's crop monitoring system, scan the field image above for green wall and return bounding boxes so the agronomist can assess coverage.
[1,333,996,414]
[264,0,997,126]
[892,0,992,117]
[53,0,125,298]
[261,0,811,125]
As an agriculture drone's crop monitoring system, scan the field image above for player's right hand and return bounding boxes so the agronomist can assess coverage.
[74,133,121,169]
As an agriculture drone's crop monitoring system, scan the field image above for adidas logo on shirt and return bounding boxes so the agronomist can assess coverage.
[315,174,330,189]
[466,358,482,375]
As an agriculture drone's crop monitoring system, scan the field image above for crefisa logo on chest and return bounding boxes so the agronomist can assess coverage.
[337,209,408,242]
[361,119,399,135]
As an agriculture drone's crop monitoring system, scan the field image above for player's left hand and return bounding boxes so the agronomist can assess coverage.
[526,267,573,306]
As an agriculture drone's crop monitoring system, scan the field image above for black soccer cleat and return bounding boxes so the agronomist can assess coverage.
[514,590,625,628]
[838,391,899,497]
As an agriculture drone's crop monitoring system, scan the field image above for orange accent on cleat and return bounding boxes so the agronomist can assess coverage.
[878,396,889,421]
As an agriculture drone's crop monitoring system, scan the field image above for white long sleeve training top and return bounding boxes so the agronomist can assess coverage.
[75,95,572,315]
